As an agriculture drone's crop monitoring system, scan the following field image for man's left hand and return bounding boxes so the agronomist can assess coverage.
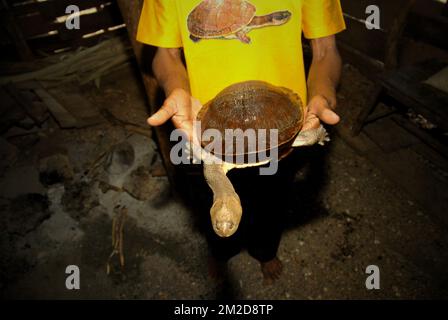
[306,94,340,126]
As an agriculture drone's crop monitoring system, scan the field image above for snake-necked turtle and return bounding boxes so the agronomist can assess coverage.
[192,81,329,237]
[187,0,292,43]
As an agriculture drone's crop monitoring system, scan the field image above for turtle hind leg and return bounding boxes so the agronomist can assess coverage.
[235,30,251,44]
[190,34,201,42]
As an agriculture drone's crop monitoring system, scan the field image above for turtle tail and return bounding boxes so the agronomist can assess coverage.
[248,10,292,28]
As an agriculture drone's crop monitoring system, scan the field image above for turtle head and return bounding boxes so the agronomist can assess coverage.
[271,11,292,25]
[210,195,242,238]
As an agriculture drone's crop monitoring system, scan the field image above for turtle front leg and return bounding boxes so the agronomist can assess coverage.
[293,114,330,147]
[235,30,251,44]
[190,34,201,42]
[292,125,330,147]
[203,163,242,238]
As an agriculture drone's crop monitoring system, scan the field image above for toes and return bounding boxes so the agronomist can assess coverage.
[260,257,283,283]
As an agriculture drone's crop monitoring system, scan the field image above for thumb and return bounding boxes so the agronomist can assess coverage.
[147,101,177,126]
[308,95,340,125]
[317,108,340,125]
[310,102,340,125]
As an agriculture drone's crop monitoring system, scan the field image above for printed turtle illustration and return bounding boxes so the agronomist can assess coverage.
[187,0,292,43]
[191,81,329,237]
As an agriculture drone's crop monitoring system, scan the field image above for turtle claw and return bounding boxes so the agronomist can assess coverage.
[293,125,330,147]
[190,34,201,42]
[236,30,251,44]
[317,126,331,146]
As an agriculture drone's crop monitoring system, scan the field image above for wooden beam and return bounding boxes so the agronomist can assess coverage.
[115,0,178,190]
[0,0,33,60]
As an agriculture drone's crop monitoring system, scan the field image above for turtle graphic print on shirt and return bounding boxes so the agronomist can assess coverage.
[187,0,292,43]
[137,0,346,103]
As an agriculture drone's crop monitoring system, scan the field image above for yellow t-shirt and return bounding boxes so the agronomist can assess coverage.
[137,0,346,105]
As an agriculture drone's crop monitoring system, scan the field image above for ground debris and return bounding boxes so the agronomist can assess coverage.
[122,165,169,201]
[107,206,128,275]
[0,138,18,169]
[3,194,51,236]
[100,108,152,138]
[39,153,74,186]
[98,181,123,193]
[61,182,99,221]
[104,141,135,175]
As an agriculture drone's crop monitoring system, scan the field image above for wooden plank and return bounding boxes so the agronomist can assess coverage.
[0,86,27,133]
[57,3,123,41]
[406,11,448,50]
[392,114,448,160]
[399,37,448,67]
[413,0,447,19]
[0,1,34,60]
[381,60,448,131]
[116,0,179,191]
[5,83,48,125]
[339,0,418,65]
[26,28,126,54]
[383,0,416,69]
[340,0,407,30]
[337,41,384,79]
[337,17,387,62]
[48,86,105,128]
[7,0,111,18]
[33,85,78,128]
[5,0,28,5]
[17,12,56,39]
[16,2,122,39]
[40,0,116,20]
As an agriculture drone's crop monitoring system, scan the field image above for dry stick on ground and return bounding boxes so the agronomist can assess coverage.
[107,206,128,275]
[85,131,133,180]
[100,108,152,138]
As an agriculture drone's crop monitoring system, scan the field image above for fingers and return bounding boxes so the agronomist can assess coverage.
[307,96,340,125]
[190,96,203,114]
[301,113,321,131]
[176,117,194,142]
[147,100,177,126]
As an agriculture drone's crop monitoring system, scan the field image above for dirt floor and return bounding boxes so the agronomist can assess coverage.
[1,63,448,300]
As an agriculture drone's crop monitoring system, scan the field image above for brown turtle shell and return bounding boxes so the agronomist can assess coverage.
[187,0,256,38]
[196,81,304,162]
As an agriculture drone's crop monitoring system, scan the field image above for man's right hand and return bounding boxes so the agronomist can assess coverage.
[147,88,202,141]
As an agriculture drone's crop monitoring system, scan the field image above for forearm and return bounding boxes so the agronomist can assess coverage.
[307,36,342,108]
[152,48,190,96]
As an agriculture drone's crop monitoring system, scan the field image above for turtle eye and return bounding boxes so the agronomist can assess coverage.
[214,221,236,236]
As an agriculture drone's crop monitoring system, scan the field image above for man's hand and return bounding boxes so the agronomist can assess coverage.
[147,88,202,140]
[150,48,200,140]
[306,35,342,128]
[306,94,340,126]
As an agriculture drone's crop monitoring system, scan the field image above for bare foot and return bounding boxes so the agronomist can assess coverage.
[260,257,283,285]
[208,256,227,284]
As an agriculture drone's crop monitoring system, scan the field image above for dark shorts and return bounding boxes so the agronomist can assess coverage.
[185,146,326,264]
[205,153,298,263]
